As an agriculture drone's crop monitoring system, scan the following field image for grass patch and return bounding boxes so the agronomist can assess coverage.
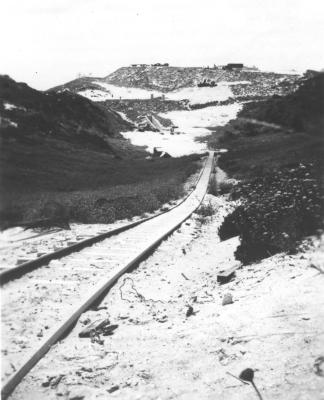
[0,150,202,228]
[195,201,217,224]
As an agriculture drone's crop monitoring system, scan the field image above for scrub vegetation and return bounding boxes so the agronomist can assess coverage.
[213,73,324,263]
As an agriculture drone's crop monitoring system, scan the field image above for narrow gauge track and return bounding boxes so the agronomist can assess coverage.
[1,152,215,399]
[0,155,208,285]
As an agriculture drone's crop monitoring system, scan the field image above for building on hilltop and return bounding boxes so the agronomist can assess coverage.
[152,63,169,67]
[222,63,244,70]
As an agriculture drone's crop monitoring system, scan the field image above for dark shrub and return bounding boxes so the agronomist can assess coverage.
[218,207,241,240]
[196,202,216,217]
[40,201,69,222]
[208,176,218,196]
[219,163,322,263]
[218,179,236,195]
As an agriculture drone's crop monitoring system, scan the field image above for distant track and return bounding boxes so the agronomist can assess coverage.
[0,154,209,285]
[1,151,215,399]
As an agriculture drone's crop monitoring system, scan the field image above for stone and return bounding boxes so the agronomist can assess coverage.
[217,264,239,284]
[108,385,120,393]
[186,305,194,317]
[222,293,233,306]
[79,318,118,338]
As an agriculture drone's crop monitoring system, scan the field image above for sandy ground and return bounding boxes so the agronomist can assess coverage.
[7,194,324,400]
[80,83,163,101]
[81,81,242,156]
[79,82,234,103]
[165,84,232,104]
[0,221,129,271]
[1,161,211,385]
[122,103,241,156]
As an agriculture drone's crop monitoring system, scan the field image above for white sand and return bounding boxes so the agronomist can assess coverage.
[4,103,17,110]
[10,195,324,400]
[77,80,251,104]
[121,104,241,156]
[79,82,163,101]
[166,83,232,104]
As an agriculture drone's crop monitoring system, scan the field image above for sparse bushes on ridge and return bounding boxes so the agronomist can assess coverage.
[219,164,323,264]
[239,73,324,133]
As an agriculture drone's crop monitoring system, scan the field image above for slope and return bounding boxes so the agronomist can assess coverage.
[51,65,300,104]
[209,73,323,263]
[0,76,200,228]
[214,72,324,177]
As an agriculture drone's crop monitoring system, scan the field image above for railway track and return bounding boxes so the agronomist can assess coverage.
[0,156,209,285]
[1,151,215,399]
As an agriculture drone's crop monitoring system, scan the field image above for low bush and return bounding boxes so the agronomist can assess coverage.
[218,179,236,195]
[196,202,216,218]
[208,175,218,196]
[218,207,241,240]
[219,163,323,264]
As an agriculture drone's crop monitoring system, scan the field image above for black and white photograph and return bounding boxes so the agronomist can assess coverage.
[1,0,323,398]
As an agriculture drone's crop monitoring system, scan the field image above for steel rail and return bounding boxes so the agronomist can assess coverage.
[1,152,215,399]
[0,154,209,285]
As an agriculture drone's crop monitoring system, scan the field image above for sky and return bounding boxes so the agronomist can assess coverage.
[1,0,323,90]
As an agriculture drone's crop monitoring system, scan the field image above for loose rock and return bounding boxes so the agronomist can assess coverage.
[186,305,194,317]
[108,385,120,393]
[222,293,233,306]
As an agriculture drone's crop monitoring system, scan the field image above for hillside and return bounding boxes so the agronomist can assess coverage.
[0,75,143,194]
[51,65,300,105]
[212,72,324,178]
[0,76,201,228]
[0,75,133,150]
[104,65,299,96]
[49,66,300,133]
[208,73,323,263]
[237,72,324,134]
